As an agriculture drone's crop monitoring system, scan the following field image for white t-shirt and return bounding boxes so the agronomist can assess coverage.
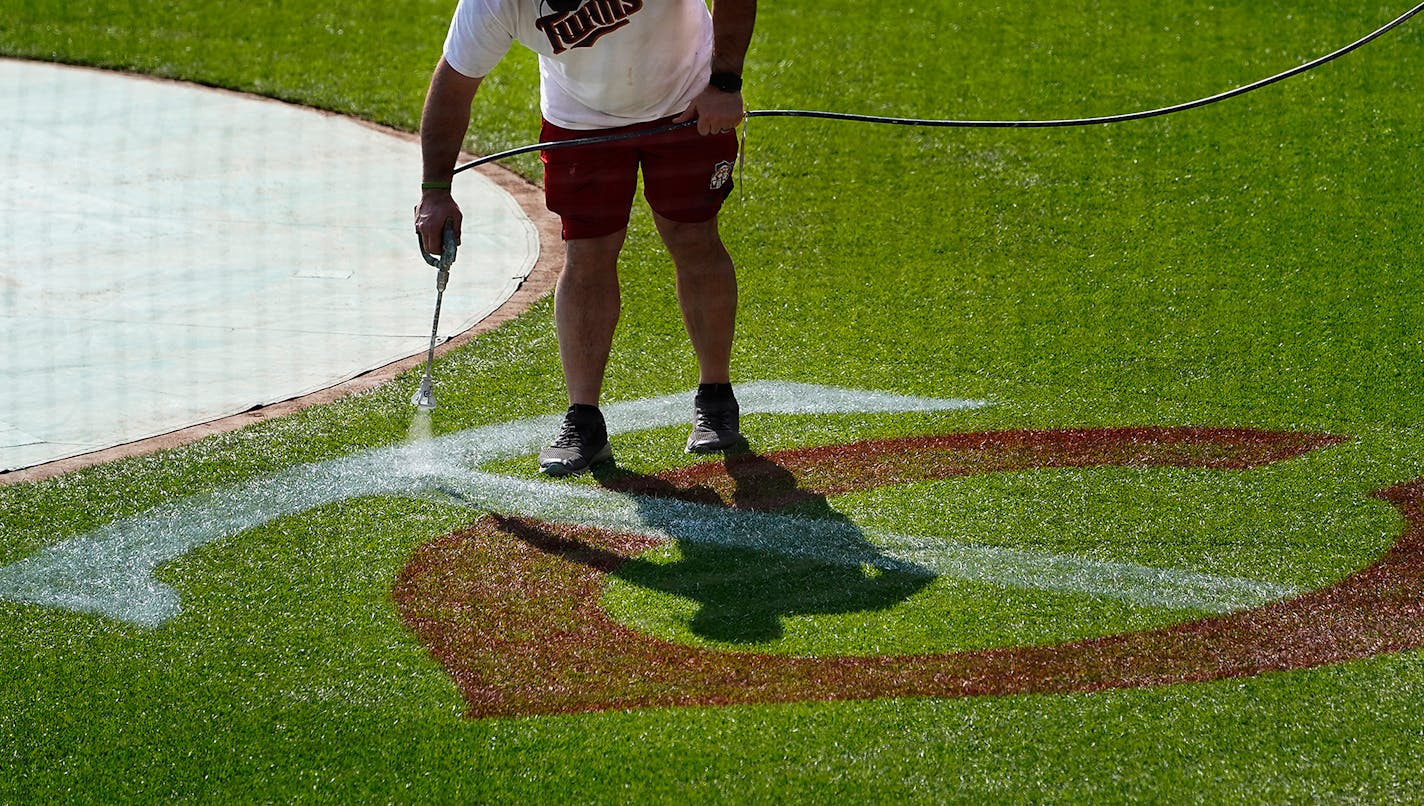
[443,0,714,131]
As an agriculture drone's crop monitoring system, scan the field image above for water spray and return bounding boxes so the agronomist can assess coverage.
[412,220,457,411]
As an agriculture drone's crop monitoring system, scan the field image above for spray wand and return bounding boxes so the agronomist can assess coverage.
[412,220,457,410]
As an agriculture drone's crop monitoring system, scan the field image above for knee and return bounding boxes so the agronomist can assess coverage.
[562,231,626,281]
[660,218,729,270]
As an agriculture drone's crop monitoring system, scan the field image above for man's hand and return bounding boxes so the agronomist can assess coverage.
[679,0,756,136]
[674,86,745,136]
[415,190,462,257]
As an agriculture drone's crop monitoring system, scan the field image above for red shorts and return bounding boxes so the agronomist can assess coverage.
[540,117,739,240]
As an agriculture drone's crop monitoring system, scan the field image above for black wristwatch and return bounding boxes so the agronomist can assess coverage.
[709,71,743,93]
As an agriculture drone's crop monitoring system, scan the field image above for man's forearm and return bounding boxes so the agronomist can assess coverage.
[710,0,756,74]
[420,59,482,184]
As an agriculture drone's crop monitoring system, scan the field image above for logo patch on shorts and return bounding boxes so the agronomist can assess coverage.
[709,160,734,191]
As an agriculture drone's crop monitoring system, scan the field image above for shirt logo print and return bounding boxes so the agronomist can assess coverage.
[536,0,645,54]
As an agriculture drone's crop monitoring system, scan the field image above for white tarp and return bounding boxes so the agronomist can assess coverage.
[0,59,538,471]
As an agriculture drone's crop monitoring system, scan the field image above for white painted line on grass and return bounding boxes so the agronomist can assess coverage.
[0,381,1298,628]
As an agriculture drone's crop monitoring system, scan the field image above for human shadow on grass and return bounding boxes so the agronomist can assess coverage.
[539,447,938,645]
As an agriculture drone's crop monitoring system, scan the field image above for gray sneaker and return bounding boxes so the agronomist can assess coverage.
[686,393,742,453]
[539,406,613,476]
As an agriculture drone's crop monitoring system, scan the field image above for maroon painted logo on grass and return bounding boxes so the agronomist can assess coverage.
[392,427,1424,719]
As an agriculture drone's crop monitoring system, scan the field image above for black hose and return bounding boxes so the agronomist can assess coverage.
[451,1,1423,175]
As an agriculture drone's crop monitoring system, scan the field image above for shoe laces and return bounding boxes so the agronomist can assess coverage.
[694,402,736,433]
[552,412,604,449]
[550,416,585,449]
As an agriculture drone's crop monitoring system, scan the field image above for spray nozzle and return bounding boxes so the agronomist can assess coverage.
[411,374,436,411]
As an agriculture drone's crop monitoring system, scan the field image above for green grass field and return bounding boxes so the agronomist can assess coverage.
[5,0,1424,801]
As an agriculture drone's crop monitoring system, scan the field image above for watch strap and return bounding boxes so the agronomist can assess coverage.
[709,71,743,93]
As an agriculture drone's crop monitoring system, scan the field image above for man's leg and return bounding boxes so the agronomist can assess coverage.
[556,228,627,405]
[538,229,627,476]
[653,212,743,452]
[653,212,736,385]
[537,115,655,475]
